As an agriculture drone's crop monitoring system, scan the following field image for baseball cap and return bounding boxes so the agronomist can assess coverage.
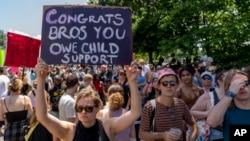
[201,71,213,78]
[157,68,177,83]
[54,75,62,80]
[206,57,213,62]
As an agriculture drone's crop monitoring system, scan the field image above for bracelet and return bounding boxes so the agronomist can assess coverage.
[225,91,236,99]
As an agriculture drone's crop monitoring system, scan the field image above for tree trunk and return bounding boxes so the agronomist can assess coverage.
[148,51,153,63]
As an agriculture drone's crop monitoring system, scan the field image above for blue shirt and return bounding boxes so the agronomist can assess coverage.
[223,106,250,141]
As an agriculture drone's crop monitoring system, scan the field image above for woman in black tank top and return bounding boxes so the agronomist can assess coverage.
[0,78,33,141]
[35,59,142,141]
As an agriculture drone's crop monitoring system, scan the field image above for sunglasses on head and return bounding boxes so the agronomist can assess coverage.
[161,81,176,87]
[202,75,212,80]
[75,105,95,113]
[244,80,250,86]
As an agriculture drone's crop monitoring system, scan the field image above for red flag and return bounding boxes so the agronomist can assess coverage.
[5,32,41,68]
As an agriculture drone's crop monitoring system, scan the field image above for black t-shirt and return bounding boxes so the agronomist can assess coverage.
[48,85,66,112]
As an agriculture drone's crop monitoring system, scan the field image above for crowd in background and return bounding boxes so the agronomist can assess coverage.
[0,55,249,141]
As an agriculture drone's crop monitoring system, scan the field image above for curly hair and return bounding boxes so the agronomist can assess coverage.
[108,92,124,111]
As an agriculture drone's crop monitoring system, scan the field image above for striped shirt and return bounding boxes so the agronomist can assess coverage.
[140,98,195,141]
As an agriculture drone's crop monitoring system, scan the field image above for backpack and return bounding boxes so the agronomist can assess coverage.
[149,99,156,132]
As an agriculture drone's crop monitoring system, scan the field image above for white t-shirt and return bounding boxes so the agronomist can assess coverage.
[141,65,150,77]
[58,93,76,121]
[0,75,10,97]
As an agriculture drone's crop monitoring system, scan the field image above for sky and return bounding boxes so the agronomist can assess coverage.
[0,0,88,37]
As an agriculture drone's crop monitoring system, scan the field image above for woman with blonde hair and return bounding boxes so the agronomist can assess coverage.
[35,59,141,141]
[0,78,33,141]
[97,84,136,141]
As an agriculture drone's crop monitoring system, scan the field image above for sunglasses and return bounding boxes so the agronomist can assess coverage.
[75,105,95,113]
[161,81,177,87]
[202,75,212,80]
[244,80,250,86]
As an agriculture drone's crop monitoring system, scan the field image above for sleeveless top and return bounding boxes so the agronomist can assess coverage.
[178,89,199,109]
[112,109,130,139]
[178,85,203,109]
[73,119,110,141]
[4,96,28,123]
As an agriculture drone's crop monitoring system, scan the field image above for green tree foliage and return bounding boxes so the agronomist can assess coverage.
[0,30,6,49]
[88,0,250,68]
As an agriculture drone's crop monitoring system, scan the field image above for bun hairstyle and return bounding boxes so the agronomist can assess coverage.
[8,78,23,92]
[108,92,124,111]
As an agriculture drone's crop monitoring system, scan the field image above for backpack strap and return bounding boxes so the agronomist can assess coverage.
[149,99,156,132]
[208,91,214,106]
[24,122,39,141]
[213,91,220,105]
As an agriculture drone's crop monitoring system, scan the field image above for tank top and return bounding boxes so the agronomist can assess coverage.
[178,89,199,109]
[73,119,110,141]
[4,96,28,123]
[112,109,130,139]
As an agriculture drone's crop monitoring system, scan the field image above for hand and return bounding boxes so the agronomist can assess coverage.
[229,79,246,95]
[35,58,49,79]
[163,131,180,141]
[125,61,139,82]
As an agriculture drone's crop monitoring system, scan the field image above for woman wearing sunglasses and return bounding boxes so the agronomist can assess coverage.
[35,59,142,141]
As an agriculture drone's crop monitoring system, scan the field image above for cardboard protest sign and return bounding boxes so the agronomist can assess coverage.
[5,32,41,68]
[0,49,5,66]
[41,5,132,65]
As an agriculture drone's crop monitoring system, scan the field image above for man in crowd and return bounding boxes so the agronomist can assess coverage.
[138,59,150,77]
[0,67,10,97]
[48,74,66,118]
[139,68,198,141]
[58,74,79,123]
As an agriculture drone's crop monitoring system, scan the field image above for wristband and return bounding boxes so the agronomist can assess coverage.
[225,91,236,99]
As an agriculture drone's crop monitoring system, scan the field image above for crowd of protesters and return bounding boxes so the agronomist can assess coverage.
[0,55,249,141]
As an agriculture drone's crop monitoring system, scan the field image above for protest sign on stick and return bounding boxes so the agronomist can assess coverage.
[41,5,132,65]
[5,32,41,68]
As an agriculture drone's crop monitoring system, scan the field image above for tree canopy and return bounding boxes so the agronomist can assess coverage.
[89,0,250,68]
